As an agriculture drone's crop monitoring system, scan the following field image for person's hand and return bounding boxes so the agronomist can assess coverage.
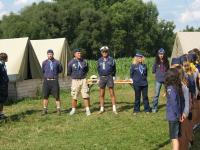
[130,78,133,83]
[113,76,116,80]
[180,114,186,122]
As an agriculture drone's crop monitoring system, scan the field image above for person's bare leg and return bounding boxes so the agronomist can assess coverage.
[99,88,105,113]
[109,87,117,114]
[84,98,91,116]
[70,99,77,115]
[42,99,48,115]
[56,99,61,115]
[172,139,179,150]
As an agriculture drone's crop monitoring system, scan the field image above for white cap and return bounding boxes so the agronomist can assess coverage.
[100,46,109,51]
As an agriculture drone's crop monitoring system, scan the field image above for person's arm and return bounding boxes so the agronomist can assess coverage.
[112,59,116,77]
[85,60,89,74]
[58,62,63,73]
[182,85,189,117]
[97,60,100,76]
[42,61,47,74]
[145,64,148,77]
[0,64,3,82]
[166,61,170,71]
[67,61,72,76]
[130,65,134,78]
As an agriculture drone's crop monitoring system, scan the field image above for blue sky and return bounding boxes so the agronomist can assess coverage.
[0,0,199,31]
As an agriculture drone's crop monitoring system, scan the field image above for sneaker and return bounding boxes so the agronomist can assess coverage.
[113,111,118,115]
[41,108,47,116]
[69,110,76,116]
[57,108,61,116]
[152,109,157,113]
[86,110,91,116]
[133,112,139,115]
[98,110,105,114]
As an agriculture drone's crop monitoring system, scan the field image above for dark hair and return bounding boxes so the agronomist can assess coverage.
[164,68,182,96]
[0,53,8,61]
[155,52,169,68]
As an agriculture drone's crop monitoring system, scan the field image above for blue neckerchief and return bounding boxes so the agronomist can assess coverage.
[49,60,53,71]
[139,64,144,75]
[77,61,82,69]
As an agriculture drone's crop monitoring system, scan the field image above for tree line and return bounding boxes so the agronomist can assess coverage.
[0,0,189,58]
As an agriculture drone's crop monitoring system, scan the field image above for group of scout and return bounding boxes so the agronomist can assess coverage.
[40,46,172,117]
[165,48,200,150]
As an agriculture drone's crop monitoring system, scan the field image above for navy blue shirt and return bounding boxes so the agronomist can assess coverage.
[166,86,181,121]
[42,59,63,79]
[97,56,116,76]
[67,58,88,79]
[185,74,196,95]
[0,61,9,86]
[130,63,148,86]
[152,62,169,82]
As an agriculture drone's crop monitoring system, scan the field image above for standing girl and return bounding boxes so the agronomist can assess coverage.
[164,68,182,150]
[130,53,151,114]
[152,48,169,113]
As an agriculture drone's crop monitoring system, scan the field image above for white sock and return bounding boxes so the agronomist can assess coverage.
[71,108,76,112]
[86,107,90,112]
[113,105,116,112]
[43,106,47,109]
[57,106,61,109]
[100,106,104,112]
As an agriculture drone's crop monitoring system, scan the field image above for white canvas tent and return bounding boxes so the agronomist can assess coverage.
[31,38,71,77]
[171,32,200,58]
[0,37,42,100]
[0,37,42,81]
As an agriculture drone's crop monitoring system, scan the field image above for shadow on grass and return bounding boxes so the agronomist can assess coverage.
[158,104,166,109]
[91,101,134,112]
[5,98,40,106]
[151,139,171,150]
[0,109,41,124]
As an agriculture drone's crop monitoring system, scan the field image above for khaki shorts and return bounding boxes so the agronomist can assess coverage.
[71,78,89,100]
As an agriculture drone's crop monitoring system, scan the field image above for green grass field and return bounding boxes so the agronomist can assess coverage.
[0,58,200,150]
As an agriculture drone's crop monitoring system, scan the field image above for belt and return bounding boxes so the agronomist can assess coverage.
[100,75,112,77]
[46,78,56,80]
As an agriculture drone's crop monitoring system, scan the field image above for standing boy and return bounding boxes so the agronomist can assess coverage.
[97,46,117,114]
[42,49,63,115]
[68,49,91,116]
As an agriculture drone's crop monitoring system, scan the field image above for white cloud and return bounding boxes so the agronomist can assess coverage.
[0,1,5,10]
[180,0,200,23]
[0,11,8,19]
[14,0,53,6]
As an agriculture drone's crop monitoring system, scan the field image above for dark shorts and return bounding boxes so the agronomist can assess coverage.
[99,75,114,88]
[0,84,8,104]
[43,79,60,99]
[168,121,181,139]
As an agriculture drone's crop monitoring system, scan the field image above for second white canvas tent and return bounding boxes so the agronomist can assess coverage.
[31,38,71,77]
[171,32,200,58]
